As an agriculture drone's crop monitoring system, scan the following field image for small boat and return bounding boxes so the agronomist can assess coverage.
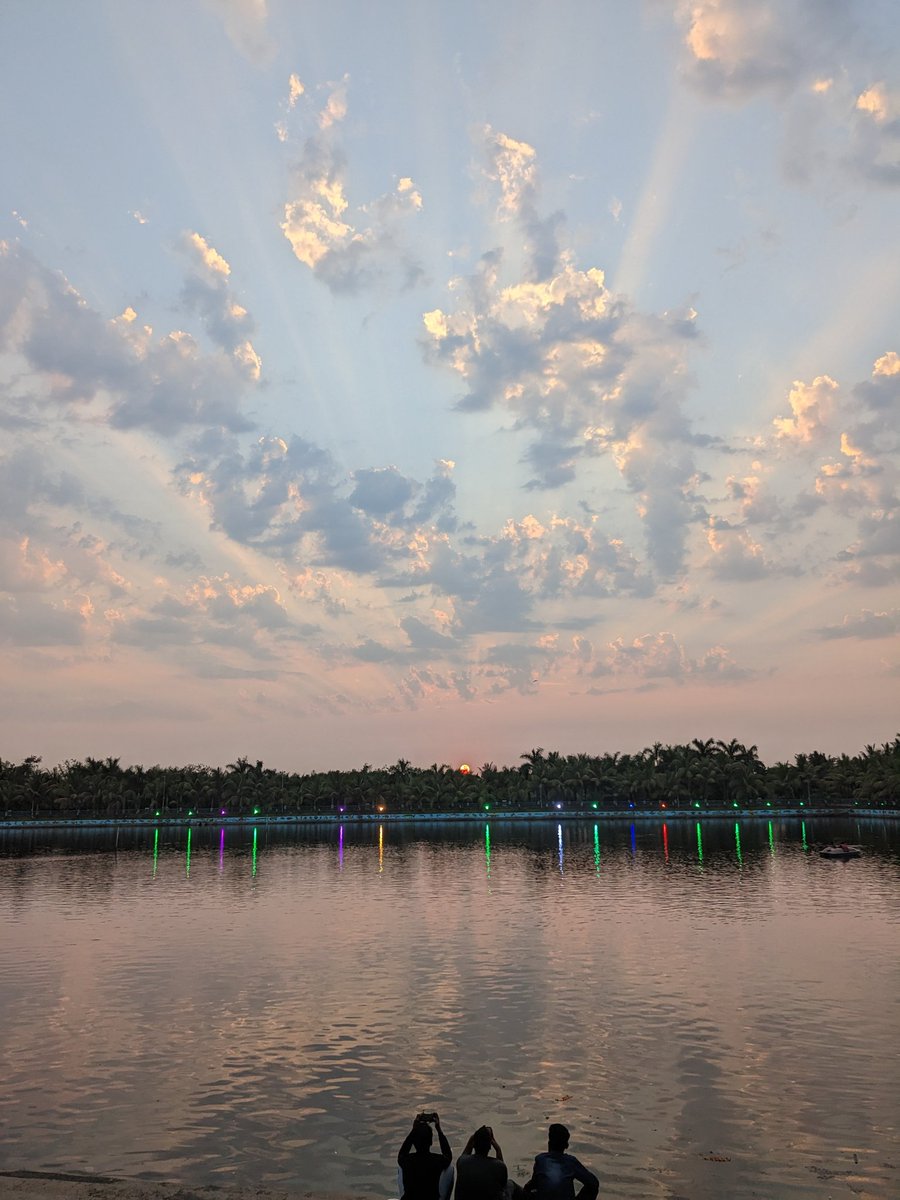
[819,843,862,858]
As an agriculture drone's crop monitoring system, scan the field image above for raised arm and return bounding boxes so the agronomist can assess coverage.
[397,1121,418,1165]
[488,1127,504,1161]
[434,1114,452,1165]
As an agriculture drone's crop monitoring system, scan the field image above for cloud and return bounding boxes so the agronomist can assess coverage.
[280,80,424,294]
[705,518,774,580]
[204,0,275,65]
[423,135,703,573]
[349,466,416,516]
[818,608,900,640]
[672,1,900,187]
[675,0,854,100]
[773,375,838,443]
[0,594,86,646]
[584,629,755,685]
[112,575,313,664]
[179,232,261,373]
[851,82,900,185]
[483,127,563,280]
[0,242,258,437]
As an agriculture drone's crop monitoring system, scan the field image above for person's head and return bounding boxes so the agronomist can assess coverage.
[412,1121,433,1152]
[471,1126,492,1155]
[548,1123,570,1152]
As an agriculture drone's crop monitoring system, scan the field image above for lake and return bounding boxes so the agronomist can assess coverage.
[0,817,897,1199]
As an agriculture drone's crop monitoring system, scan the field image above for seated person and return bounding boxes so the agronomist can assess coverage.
[455,1124,508,1200]
[523,1123,598,1200]
[398,1111,454,1200]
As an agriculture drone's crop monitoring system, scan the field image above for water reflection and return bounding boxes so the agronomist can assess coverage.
[0,818,897,1199]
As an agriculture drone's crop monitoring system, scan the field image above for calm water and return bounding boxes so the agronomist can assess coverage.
[0,818,898,1199]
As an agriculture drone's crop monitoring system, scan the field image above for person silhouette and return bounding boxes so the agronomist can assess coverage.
[523,1123,598,1200]
[455,1124,508,1200]
[397,1111,454,1200]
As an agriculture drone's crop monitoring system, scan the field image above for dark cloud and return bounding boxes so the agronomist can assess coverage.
[818,608,900,640]
[350,466,416,515]
[0,595,85,646]
[0,243,258,437]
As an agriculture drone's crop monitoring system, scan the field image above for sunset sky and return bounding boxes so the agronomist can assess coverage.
[2,0,898,772]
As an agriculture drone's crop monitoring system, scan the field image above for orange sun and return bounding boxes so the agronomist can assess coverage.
[459,763,471,774]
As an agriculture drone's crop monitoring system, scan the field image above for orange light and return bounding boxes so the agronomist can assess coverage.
[377,805,385,813]
[459,763,471,775]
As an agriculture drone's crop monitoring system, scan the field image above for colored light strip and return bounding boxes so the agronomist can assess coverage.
[251,827,258,877]
[696,822,703,863]
[662,822,669,863]
[378,824,384,873]
[219,827,225,871]
[338,825,344,871]
[185,827,192,878]
[485,824,491,877]
[558,823,564,874]
[593,824,600,875]
[734,822,742,866]
[152,827,159,877]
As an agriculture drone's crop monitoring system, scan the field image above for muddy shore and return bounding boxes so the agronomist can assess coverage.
[0,1173,364,1200]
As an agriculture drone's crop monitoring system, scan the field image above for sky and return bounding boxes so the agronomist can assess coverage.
[1,0,898,772]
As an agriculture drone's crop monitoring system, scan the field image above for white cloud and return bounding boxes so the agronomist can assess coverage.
[423,134,703,574]
[280,80,424,294]
[773,375,838,443]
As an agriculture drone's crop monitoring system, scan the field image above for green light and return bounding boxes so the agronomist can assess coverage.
[484,824,491,877]
[155,810,160,817]
[592,802,598,810]
[593,824,600,876]
[185,827,192,877]
[693,801,701,808]
[732,801,739,808]
[696,822,703,863]
[484,804,490,811]
[152,827,159,877]
[251,827,258,877]
[801,821,807,851]
[768,820,774,854]
[766,801,771,807]
[187,810,193,817]
[253,807,260,815]
[734,822,742,866]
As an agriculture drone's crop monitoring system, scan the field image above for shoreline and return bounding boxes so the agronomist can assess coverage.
[0,806,895,831]
[0,1173,362,1200]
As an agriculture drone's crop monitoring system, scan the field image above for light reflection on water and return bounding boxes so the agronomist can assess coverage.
[0,818,898,1199]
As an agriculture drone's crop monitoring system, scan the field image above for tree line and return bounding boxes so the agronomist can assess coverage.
[1,737,898,819]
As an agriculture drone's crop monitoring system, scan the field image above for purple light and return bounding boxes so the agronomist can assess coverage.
[555,802,562,810]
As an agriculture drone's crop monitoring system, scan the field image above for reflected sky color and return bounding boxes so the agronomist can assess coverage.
[0,819,897,1198]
